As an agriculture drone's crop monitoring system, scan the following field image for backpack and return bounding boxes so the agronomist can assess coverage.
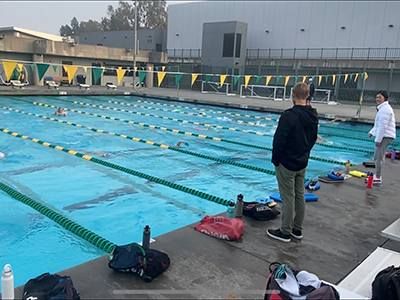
[194,216,245,241]
[243,202,280,221]
[23,273,80,300]
[371,265,400,300]
[108,243,170,282]
[264,263,339,300]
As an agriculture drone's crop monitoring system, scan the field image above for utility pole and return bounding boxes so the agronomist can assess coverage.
[133,0,138,88]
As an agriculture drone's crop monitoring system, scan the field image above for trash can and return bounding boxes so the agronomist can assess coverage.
[77,75,86,84]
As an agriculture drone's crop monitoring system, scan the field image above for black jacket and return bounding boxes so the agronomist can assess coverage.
[272,105,318,171]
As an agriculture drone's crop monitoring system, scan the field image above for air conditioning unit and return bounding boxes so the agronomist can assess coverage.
[125,48,132,52]
[0,34,5,39]
[67,39,75,45]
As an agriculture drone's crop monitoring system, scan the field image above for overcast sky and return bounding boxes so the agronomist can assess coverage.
[0,1,187,35]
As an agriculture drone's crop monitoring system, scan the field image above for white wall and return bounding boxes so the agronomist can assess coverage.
[167,1,400,50]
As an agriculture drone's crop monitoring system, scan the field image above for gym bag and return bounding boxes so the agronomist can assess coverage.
[243,201,280,221]
[371,265,400,300]
[194,215,245,241]
[264,262,339,300]
[23,272,80,300]
[108,243,170,282]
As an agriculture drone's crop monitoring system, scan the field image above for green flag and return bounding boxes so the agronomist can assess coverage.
[276,76,281,84]
[92,67,103,85]
[233,75,240,87]
[138,70,147,83]
[175,73,183,86]
[29,64,35,72]
[52,65,57,72]
[36,63,50,82]
[205,74,213,84]
[294,76,298,83]
[255,75,262,85]
[350,74,353,81]
[325,75,329,84]
[155,66,159,71]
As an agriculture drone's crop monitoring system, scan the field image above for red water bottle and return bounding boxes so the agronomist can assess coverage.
[367,173,373,188]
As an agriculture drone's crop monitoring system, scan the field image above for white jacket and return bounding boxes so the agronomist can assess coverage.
[369,101,396,143]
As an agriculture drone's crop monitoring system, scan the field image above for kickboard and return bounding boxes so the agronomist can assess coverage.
[269,192,318,202]
[363,161,375,168]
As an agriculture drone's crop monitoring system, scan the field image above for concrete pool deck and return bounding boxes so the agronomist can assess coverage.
[1,85,400,299]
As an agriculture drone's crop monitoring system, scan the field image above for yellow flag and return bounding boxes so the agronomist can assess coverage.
[162,66,165,71]
[354,73,359,82]
[344,74,348,84]
[116,67,127,85]
[302,76,307,83]
[2,60,18,81]
[284,76,290,86]
[220,75,227,87]
[318,75,322,86]
[266,76,271,86]
[157,72,166,87]
[148,66,152,71]
[83,66,87,73]
[244,76,251,88]
[364,72,368,80]
[332,75,336,85]
[17,63,24,72]
[191,74,198,86]
[134,66,138,72]
[63,66,78,84]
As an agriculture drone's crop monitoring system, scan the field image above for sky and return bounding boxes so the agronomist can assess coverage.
[0,1,190,36]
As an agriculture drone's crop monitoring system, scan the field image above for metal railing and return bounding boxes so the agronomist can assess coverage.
[168,48,400,60]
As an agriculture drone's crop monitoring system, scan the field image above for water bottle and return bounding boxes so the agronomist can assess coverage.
[391,148,396,160]
[345,160,350,174]
[367,173,374,189]
[227,201,235,218]
[142,225,151,248]
[235,194,244,218]
[1,264,14,300]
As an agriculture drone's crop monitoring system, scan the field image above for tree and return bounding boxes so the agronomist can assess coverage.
[59,25,73,37]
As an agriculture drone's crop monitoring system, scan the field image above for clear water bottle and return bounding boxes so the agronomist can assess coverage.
[1,264,14,300]
[235,194,244,218]
[391,148,396,160]
[227,201,235,218]
[345,160,350,173]
[142,225,151,248]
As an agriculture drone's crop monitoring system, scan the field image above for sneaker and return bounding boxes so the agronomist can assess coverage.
[291,229,303,239]
[365,176,382,185]
[267,229,291,243]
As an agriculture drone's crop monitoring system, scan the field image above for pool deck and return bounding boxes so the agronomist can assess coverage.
[2,85,400,299]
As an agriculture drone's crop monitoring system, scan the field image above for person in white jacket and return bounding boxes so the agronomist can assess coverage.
[368,90,396,184]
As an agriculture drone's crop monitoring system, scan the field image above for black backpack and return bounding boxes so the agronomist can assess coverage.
[243,201,280,221]
[23,273,80,300]
[108,243,170,282]
[371,265,400,300]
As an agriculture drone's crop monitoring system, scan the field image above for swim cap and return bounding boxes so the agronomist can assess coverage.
[102,153,111,157]
[0,152,5,159]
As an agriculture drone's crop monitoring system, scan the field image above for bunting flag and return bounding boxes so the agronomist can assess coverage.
[116,67,127,85]
[354,73,359,82]
[344,74,348,83]
[157,72,166,87]
[155,66,159,71]
[63,65,78,84]
[255,75,262,85]
[2,60,18,81]
[350,74,353,81]
[162,66,165,71]
[276,76,281,84]
[294,76,298,83]
[110,67,115,71]
[233,75,240,87]
[138,70,146,83]
[205,74,212,84]
[134,66,138,72]
[29,64,35,72]
[36,63,50,82]
[332,75,336,85]
[17,63,24,72]
[266,76,271,86]
[284,76,290,86]
[52,65,57,72]
[191,74,198,86]
[325,75,329,84]
[83,66,87,73]
[302,76,307,83]
[148,66,152,71]
[318,75,322,86]
[244,75,251,88]
[311,75,316,82]
[364,72,368,80]
[220,75,227,87]
[175,73,183,86]
[92,67,103,85]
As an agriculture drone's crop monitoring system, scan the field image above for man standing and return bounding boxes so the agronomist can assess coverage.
[368,90,396,185]
[307,78,315,105]
[267,82,319,242]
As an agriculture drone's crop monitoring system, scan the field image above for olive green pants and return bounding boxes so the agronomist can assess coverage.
[275,164,306,235]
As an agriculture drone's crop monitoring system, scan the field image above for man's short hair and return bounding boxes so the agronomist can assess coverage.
[293,82,310,100]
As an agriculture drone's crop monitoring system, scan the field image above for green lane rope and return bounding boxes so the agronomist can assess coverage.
[0,126,230,207]
[6,104,279,175]
[318,130,400,147]
[0,181,117,253]
[314,141,374,155]
[27,102,351,167]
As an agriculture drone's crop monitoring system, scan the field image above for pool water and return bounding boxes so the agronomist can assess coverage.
[0,95,398,290]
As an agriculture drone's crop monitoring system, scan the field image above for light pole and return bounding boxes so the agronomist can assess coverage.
[133,0,138,88]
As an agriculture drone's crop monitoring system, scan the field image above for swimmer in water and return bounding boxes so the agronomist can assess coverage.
[170,141,189,148]
[55,107,67,117]
[0,151,5,159]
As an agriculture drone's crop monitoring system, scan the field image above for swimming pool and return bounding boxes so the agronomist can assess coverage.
[1,95,398,290]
